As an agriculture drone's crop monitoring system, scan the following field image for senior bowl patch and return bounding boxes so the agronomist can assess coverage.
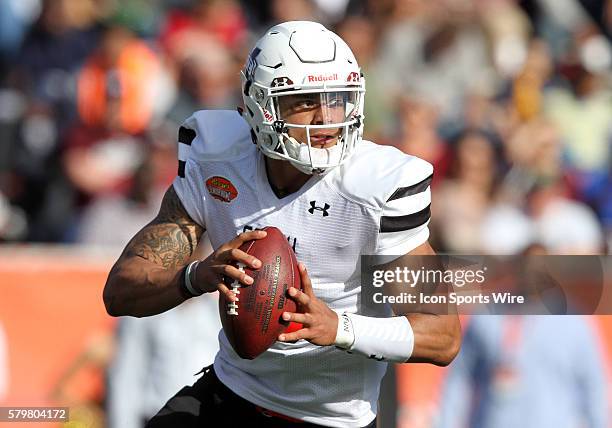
[206,176,238,202]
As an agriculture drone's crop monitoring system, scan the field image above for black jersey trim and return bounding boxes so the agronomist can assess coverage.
[380,204,431,233]
[386,173,433,202]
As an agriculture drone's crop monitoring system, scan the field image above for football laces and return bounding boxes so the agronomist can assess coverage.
[227,262,245,316]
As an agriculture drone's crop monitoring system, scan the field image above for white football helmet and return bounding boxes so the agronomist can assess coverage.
[241,21,366,175]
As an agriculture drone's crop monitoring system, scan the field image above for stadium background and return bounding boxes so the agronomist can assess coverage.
[0,0,611,427]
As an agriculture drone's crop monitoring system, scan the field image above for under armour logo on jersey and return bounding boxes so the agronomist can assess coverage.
[308,201,330,217]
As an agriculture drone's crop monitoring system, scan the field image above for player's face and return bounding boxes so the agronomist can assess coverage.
[276,92,354,149]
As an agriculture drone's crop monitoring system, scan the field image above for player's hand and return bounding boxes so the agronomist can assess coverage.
[278,263,339,346]
[194,230,266,301]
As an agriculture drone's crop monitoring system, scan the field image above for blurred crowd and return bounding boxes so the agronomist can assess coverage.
[0,2,611,427]
[0,0,611,255]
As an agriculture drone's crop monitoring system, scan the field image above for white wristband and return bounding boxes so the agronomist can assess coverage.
[340,314,415,363]
[334,313,355,349]
[184,261,203,297]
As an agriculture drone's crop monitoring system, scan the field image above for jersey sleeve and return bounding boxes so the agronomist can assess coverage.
[374,162,433,256]
[172,121,207,228]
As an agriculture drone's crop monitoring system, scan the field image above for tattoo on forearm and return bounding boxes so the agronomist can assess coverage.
[123,186,204,268]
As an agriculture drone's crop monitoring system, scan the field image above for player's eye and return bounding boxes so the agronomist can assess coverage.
[293,99,318,110]
[278,96,318,115]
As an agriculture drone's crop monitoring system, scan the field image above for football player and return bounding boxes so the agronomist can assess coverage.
[104,21,461,428]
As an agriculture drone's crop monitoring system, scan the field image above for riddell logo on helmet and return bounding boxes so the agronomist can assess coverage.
[307,73,338,83]
[262,109,274,122]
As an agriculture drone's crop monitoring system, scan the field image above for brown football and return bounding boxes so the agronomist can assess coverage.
[219,226,301,359]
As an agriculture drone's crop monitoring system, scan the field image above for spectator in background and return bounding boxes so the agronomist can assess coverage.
[18,0,109,127]
[76,25,166,135]
[61,104,147,237]
[477,0,531,80]
[159,0,248,52]
[433,131,501,253]
[375,0,493,126]
[544,35,611,176]
[479,205,535,256]
[0,2,610,428]
[543,34,612,235]
[9,102,72,242]
[437,315,609,428]
[391,94,447,170]
[499,118,562,202]
[439,165,609,428]
[76,143,173,250]
[60,24,175,241]
[528,179,605,255]
[164,34,240,125]
[3,0,110,242]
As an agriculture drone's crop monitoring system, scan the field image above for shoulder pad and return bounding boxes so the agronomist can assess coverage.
[178,110,253,163]
[329,140,433,209]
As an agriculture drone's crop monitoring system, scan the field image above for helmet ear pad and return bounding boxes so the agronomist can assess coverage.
[240,21,366,175]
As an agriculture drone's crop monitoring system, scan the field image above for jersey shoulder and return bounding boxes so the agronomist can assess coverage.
[329,140,433,209]
[178,109,254,164]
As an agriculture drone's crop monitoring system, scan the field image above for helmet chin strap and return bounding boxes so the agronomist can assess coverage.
[284,136,343,175]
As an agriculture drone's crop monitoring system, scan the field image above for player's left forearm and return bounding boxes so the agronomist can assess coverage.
[406,313,461,366]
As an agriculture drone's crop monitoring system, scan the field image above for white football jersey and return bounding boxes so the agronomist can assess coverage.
[172,110,433,428]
